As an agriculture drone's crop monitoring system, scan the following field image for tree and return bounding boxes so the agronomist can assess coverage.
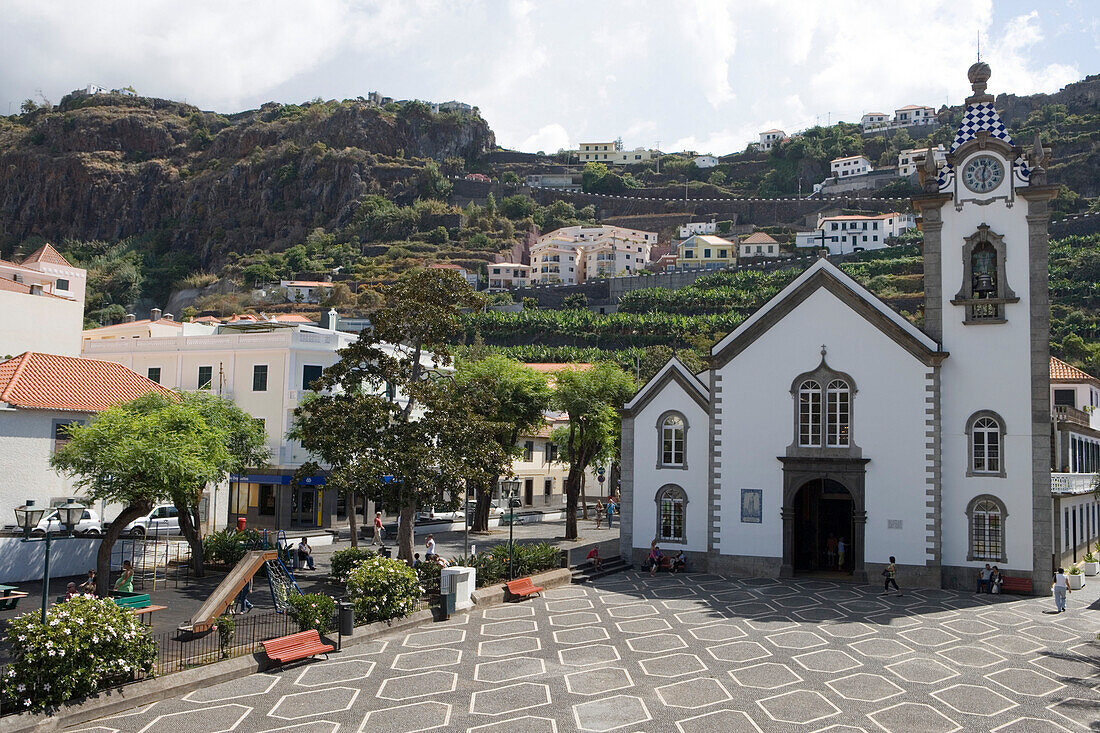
[551,364,636,540]
[455,356,552,531]
[314,269,486,560]
[563,293,589,310]
[51,392,264,594]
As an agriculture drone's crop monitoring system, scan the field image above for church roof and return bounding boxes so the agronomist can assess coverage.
[710,258,945,367]
[623,357,709,416]
[1050,356,1100,385]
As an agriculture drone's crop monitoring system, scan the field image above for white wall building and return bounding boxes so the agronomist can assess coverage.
[830,155,873,178]
[487,263,532,291]
[280,280,334,303]
[694,155,719,168]
[0,352,172,529]
[620,64,1057,594]
[796,213,916,255]
[576,141,659,165]
[894,104,936,126]
[738,232,781,259]
[678,220,717,239]
[861,112,890,132]
[531,226,655,284]
[758,130,785,152]
[0,244,87,358]
[898,145,948,178]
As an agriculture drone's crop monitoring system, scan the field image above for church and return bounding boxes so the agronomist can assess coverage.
[620,64,1057,593]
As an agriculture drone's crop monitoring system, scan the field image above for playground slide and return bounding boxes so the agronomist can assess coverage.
[183,550,277,632]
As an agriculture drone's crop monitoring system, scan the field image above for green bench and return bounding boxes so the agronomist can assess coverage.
[111,592,167,624]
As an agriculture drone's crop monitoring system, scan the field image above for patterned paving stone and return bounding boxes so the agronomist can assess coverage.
[989,717,1075,733]
[825,672,905,703]
[606,602,658,618]
[1029,651,1099,681]
[897,626,961,647]
[391,647,461,670]
[572,695,650,732]
[638,652,709,678]
[558,643,621,667]
[481,619,538,637]
[980,633,1046,656]
[482,605,535,620]
[706,640,772,664]
[183,674,279,701]
[795,606,848,622]
[675,709,763,733]
[936,644,1006,668]
[940,618,998,636]
[469,682,550,716]
[1047,698,1100,731]
[552,626,610,645]
[476,635,541,657]
[848,637,914,659]
[473,656,546,683]
[885,657,961,685]
[819,621,878,639]
[688,621,747,642]
[358,701,450,732]
[756,689,841,725]
[544,598,594,613]
[268,688,358,720]
[137,704,251,733]
[866,702,961,733]
[655,676,731,708]
[403,628,466,647]
[727,662,803,690]
[376,671,457,701]
[1018,624,1082,644]
[547,611,602,627]
[466,716,557,733]
[792,648,863,673]
[744,615,800,633]
[985,667,1065,697]
[293,660,374,688]
[766,629,827,650]
[614,617,671,634]
[625,632,687,654]
[930,683,1017,716]
[564,667,634,696]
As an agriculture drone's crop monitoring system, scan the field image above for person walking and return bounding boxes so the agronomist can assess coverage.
[881,556,902,596]
[1052,568,1071,613]
[372,512,384,546]
[837,537,846,570]
[114,560,134,593]
[235,578,254,613]
[606,501,615,529]
[594,500,604,530]
[826,534,838,570]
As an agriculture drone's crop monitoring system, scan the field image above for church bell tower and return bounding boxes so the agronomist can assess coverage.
[913,63,1057,591]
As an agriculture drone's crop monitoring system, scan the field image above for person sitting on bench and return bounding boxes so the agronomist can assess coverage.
[65,582,80,600]
[648,545,664,576]
[670,551,686,574]
[297,539,315,570]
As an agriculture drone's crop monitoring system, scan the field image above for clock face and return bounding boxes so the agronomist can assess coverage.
[962,155,1005,193]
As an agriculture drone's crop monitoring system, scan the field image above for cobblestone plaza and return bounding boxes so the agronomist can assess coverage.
[82,571,1100,732]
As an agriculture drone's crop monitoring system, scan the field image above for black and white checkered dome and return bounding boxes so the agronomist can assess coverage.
[938,102,1030,190]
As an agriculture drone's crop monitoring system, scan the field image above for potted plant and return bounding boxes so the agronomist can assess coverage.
[1067,565,1085,590]
[1083,550,1099,577]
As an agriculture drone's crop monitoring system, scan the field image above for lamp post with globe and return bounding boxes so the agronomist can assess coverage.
[14,498,87,622]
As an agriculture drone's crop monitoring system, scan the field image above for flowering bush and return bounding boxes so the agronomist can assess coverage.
[4,595,157,712]
[345,555,420,624]
[330,547,381,582]
[286,593,335,633]
[215,614,235,658]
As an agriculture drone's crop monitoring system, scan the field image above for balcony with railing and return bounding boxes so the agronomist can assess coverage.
[1053,404,1091,428]
[1051,472,1097,494]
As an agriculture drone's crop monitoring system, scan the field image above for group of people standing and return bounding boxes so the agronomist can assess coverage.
[593,498,618,530]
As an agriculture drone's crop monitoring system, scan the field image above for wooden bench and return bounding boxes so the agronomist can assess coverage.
[1000,576,1033,595]
[130,605,167,625]
[261,630,334,666]
[0,592,29,611]
[505,577,544,600]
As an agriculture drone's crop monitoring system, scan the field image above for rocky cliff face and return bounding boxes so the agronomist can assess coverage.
[0,93,494,264]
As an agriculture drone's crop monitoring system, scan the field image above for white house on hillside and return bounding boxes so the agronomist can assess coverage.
[487,263,532,292]
[861,112,890,132]
[678,220,717,239]
[280,280,334,303]
[694,155,718,168]
[0,244,87,358]
[796,213,916,255]
[830,155,873,178]
[898,145,947,178]
[758,130,785,151]
[531,225,655,284]
[738,232,781,259]
[894,104,936,126]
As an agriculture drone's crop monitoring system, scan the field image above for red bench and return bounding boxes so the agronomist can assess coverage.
[506,577,544,600]
[261,629,334,666]
[1000,576,1033,595]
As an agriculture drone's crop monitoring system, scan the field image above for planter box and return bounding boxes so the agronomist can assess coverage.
[1067,573,1085,590]
[1083,561,1099,577]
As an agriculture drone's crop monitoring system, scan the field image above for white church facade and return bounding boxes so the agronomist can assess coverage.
[620,64,1057,593]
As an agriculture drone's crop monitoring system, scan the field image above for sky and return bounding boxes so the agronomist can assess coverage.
[1,0,1097,155]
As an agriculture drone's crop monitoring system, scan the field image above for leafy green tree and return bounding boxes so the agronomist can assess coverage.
[501,171,520,184]
[52,392,264,593]
[551,363,637,540]
[501,195,537,219]
[455,356,552,531]
[708,170,728,186]
[563,293,589,309]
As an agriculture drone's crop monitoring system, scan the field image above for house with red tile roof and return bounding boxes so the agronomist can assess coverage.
[0,351,172,526]
[1,245,87,358]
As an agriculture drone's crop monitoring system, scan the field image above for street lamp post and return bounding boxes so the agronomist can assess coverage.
[501,479,521,580]
[15,498,86,622]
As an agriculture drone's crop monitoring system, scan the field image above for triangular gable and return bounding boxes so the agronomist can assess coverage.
[623,356,709,416]
[22,243,74,267]
[711,258,946,368]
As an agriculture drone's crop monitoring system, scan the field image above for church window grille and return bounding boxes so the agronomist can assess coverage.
[799,381,822,447]
[826,380,851,447]
[656,485,687,543]
[967,495,1007,563]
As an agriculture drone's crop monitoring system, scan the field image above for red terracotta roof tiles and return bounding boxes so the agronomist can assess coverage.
[1051,356,1098,384]
[0,352,173,412]
[22,243,74,267]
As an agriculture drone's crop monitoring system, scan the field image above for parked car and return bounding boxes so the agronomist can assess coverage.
[122,504,182,537]
[416,507,464,521]
[32,508,103,536]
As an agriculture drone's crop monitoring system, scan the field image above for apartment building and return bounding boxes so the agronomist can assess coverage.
[576,141,659,165]
[898,145,947,178]
[830,155,873,178]
[0,244,87,358]
[860,112,890,132]
[487,263,532,291]
[795,213,915,255]
[1049,357,1100,568]
[678,220,717,239]
[531,226,656,284]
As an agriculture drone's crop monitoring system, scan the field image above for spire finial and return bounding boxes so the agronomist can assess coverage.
[821,344,827,358]
[966,61,993,104]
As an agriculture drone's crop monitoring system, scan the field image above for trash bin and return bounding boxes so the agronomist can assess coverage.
[440,573,455,619]
[338,600,354,637]
[236,517,247,532]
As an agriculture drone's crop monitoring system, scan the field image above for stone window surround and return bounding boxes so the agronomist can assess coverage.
[656,410,689,470]
[965,493,1008,564]
[788,357,861,458]
[655,483,688,545]
[965,409,1007,478]
[950,224,1019,324]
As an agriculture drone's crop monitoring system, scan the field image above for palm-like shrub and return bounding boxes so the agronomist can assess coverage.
[5,596,157,712]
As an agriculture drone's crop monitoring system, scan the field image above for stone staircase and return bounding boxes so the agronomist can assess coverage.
[570,556,630,583]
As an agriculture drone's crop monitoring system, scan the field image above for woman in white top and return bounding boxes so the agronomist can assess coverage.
[1052,568,1071,613]
[425,534,437,558]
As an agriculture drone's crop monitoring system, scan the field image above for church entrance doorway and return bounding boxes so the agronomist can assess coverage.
[791,479,854,575]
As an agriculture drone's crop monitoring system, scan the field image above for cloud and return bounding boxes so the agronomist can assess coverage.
[985,11,1079,95]
[520,123,571,153]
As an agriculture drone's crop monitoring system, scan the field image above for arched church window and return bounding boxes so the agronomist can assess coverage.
[799,380,822,447]
[966,494,1007,563]
[966,411,1006,478]
[826,379,851,447]
[660,414,686,467]
[656,485,687,543]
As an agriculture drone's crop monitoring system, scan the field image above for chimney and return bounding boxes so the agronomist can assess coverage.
[29,283,43,296]
[162,312,174,321]
[150,308,162,321]
[124,313,136,323]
